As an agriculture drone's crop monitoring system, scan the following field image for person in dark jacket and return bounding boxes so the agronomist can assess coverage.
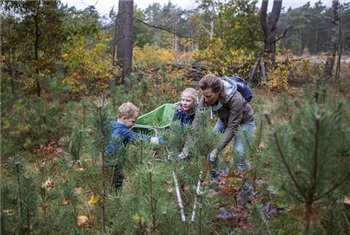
[172,88,198,126]
[171,88,198,161]
[105,102,161,192]
[181,74,255,175]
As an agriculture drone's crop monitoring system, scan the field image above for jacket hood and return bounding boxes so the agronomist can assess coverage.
[210,77,237,113]
[221,77,237,100]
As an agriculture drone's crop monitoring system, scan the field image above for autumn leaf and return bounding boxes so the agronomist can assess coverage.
[88,195,99,205]
[76,167,84,172]
[75,187,83,194]
[41,178,54,189]
[132,214,141,223]
[76,215,88,226]
[62,199,71,205]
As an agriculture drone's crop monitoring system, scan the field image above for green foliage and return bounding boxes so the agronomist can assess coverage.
[61,32,117,93]
[192,0,262,51]
[109,68,189,114]
[1,0,69,96]
[2,1,350,233]
[0,96,75,159]
[216,0,262,51]
[193,43,256,78]
[265,96,350,233]
[132,43,174,69]
[1,72,350,234]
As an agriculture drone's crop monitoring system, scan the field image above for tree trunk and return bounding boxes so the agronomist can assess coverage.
[260,0,282,68]
[314,25,318,54]
[325,0,340,77]
[116,0,134,89]
[44,0,59,48]
[34,7,41,97]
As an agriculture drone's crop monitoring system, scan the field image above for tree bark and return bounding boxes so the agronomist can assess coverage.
[260,0,283,68]
[324,0,340,77]
[34,3,41,97]
[116,0,134,89]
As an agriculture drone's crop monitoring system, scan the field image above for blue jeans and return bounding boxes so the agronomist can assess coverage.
[213,119,255,170]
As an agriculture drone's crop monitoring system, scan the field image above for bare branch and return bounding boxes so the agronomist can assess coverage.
[134,17,191,38]
[275,25,294,42]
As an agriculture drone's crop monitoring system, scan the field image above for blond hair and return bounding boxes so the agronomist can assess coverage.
[118,102,140,119]
[181,88,198,102]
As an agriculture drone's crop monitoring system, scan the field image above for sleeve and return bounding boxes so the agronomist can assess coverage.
[218,96,244,149]
[172,102,182,112]
[117,126,150,144]
[173,111,182,122]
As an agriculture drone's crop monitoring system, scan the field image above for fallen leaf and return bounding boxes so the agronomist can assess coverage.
[77,215,88,226]
[41,178,54,189]
[62,199,71,205]
[76,168,84,172]
[75,187,83,194]
[344,196,350,205]
[88,195,99,205]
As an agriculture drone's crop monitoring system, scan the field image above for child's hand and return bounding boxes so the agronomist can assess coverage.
[150,137,159,145]
[172,102,182,112]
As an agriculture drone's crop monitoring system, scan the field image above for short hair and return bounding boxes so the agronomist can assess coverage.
[181,88,198,102]
[118,102,140,119]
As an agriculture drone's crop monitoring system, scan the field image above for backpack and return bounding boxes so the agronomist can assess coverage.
[221,76,253,102]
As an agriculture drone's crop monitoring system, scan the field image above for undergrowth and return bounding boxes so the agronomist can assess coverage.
[1,71,350,234]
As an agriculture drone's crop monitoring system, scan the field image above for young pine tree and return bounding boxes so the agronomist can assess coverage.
[265,101,350,234]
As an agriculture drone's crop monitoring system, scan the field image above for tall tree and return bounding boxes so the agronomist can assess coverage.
[192,0,262,51]
[1,0,64,97]
[309,1,327,54]
[116,0,134,88]
[325,0,340,77]
[278,2,330,56]
[217,0,261,51]
[260,0,283,67]
[280,6,308,55]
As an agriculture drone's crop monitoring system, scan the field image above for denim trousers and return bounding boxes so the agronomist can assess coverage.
[213,119,255,169]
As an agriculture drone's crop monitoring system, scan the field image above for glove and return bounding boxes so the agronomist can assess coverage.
[150,137,159,145]
[178,149,189,160]
[172,102,182,112]
[208,149,218,162]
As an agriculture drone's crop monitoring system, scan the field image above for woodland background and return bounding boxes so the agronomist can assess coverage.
[1,0,350,234]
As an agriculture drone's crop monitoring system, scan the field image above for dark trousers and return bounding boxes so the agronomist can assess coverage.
[111,165,125,192]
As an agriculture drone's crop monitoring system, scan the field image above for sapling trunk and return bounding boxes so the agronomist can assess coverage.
[97,102,107,234]
[198,194,203,235]
[173,171,186,222]
[191,171,203,222]
[140,139,144,164]
[16,163,23,217]
[148,162,156,231]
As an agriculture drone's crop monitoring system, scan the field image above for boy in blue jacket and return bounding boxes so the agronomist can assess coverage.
[105,102,161,192]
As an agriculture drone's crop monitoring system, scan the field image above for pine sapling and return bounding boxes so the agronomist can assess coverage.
[265,102,350,234]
